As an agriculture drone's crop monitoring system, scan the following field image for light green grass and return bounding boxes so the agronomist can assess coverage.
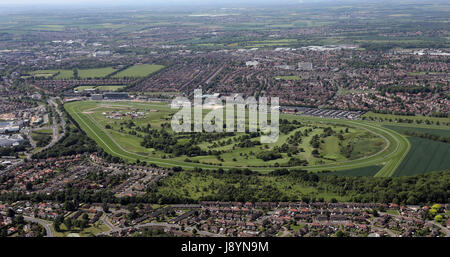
[275,75,301,81]
[78,67,116,79]
[96,85,125,91]
[65,100,409,176]
[74,86,96,91]
[112,64,164,78]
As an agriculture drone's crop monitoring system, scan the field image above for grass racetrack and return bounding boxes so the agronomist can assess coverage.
[65,100,411,176]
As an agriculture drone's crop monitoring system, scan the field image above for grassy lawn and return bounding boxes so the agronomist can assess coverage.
[96,85,125,91]
[113,64,165,78]
[74,85,125,92]
[275,75,301,81]
[52,216,111,237]
[78,67,116,78]
[31,128,53,147]
[74,86,96,91]
[386,210,400,215]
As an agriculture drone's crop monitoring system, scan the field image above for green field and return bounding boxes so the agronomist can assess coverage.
[78,67,116,79]
[378,125,450,176]
[31,128,53,147]
[393,137,450,177]
[320,165,382,177]
[384,125,450,138]
[275,75,301,81]
[362,112,450,127]
[112,64,165,78]
[65,100,413,176]
[96,85,125,91]
[30,69,73,79]
[74,86,96,91]
[74,85,125,92]
[31,67,119,80]
[30,64,168,80]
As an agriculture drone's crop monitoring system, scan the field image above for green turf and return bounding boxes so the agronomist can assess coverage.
[74,86,96,91]
[78,67,116,79]
[96,85,125,91]
[384,125,450,138]
[275,75,301,81]
[65,100,410,176]
[112,64,165,78]
[320,165,382,177]
[393,137,450,177]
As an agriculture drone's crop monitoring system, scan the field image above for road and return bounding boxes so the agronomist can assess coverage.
[23,216,54,237]
[0,211,53,237]
[427,221,450,237]
[96,221,219,237]
[380,212,450,237]
[101,214,117,231]
[25,98,66,159]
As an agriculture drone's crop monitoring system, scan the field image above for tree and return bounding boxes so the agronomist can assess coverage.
[82,213,89,220]
[102,202,110,213]
[14,215,24,225]
[7,208,15,218]
[335,230,348,237]
[53,220,61,232]
[26,182,33,191]
[80,219,89,229]
[64,201,75,211]
[434,215,443,223]
[64,218,73,230]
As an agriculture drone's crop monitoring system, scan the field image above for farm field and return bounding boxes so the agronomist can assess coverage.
[65,100,412,176]
[112,64,165,78]
[382,125,450,176]
[362,112,450,127]
[244,39,298,48]
[393,137,450,177]
[383,125,450,138]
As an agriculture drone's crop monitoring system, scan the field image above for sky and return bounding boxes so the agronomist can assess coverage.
[0,0,439,8]
[0,0,310,5]
[0,0,291,4]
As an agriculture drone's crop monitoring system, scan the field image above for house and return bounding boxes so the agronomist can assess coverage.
[315,215,328,222]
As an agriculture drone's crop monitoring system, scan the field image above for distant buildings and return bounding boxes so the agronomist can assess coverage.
[103,92,129,100]
[245,61,259,67]
[0,134,24,147]
[91,92,129,100]
[0,121,23,133]
[91,94,104,100]
[298,62,313,71]
[30,116,43,126]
